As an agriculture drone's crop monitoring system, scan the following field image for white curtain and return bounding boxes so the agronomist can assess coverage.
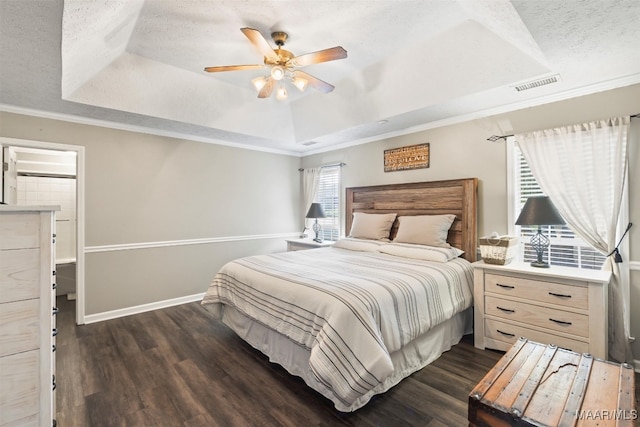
[516,116,631,363]
[302,167,321,231]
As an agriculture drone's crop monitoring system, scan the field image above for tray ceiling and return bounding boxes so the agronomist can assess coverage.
[1,0,639,154]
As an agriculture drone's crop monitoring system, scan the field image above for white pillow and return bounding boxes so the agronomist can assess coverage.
[378,242,464,262]
[349,212,397,240]
[332,238,388,252]
[393,214,455,247]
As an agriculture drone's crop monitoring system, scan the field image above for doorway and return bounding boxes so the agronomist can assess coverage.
[1,137,85,324]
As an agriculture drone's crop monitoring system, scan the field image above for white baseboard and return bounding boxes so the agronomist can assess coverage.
[83,292,205,324]
[635,359,640,373]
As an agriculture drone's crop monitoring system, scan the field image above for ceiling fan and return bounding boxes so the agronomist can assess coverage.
[204,28,347,100]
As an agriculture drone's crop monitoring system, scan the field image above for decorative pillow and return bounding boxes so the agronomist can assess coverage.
[332,238,388,252]
[378,242,464,262]
[393,214,456,247]
[349,212,397,240]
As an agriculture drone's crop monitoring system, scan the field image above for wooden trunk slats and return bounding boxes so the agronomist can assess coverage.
[469,338,637,427]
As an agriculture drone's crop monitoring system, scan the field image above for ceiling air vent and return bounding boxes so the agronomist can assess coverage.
[301,141,318,146]
[512,74,560,92]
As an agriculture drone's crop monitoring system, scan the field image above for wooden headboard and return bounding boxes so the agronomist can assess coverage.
[345,178,478,262]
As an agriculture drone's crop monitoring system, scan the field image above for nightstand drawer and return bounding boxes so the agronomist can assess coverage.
[485,295,589,338]
[0,248,40,304]
[485,273,588,310]
[0,350,40,425]
[484,318,589,354]
[0,299,40,357]
[0,212,40,250]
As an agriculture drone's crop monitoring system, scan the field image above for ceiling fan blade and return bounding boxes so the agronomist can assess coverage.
[295,71,335,93]
[204,64,264,73]
[288,46,347,67]
[258,77,275,98]
[241,27,279,62]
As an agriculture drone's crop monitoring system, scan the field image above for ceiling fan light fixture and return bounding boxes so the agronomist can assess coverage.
[271,65,285,81]
[204,28,348,100]
[276,85,288,101]
[292,76,308,92]
[252,76,268,91]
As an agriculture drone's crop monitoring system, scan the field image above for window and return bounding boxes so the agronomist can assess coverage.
[316,165,341,241]
[510,142,606,270]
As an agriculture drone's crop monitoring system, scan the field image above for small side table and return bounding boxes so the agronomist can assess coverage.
[472,260,609,359]
[286,238,334,251]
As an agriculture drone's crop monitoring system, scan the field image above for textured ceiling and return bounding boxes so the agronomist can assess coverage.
[1,0,640,155]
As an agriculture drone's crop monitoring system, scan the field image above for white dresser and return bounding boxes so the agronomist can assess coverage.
[473,261,610,359]
[1,206,58,426]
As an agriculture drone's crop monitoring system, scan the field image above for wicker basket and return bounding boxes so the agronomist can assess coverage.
[479,235,518,265]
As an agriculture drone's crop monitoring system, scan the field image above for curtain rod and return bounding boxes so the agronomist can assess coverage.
[298,162,346,171]
[487,113,640,142]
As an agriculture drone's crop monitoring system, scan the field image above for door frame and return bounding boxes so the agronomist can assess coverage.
[0,137,86,325]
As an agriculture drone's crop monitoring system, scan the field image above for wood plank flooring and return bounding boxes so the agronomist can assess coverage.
[54,297,516,425]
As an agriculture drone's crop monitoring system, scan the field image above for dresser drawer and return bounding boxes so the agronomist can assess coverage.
[485,273,588,310]
[0,212,40,250]
[0,248,40,304]
[485,295,589,338]
[0,299,40,357]
[484,318,589,354]
[0,350,39,426]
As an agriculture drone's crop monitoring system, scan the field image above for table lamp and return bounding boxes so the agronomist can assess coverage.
[515,196,565,268]
[305,203,326,243]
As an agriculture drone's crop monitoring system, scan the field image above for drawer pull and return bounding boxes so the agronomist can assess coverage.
[497,329,516,337]
[496,283,515,289]
[52,328,58,337]
[549,292,572,298]
[549,318,572,326]
[497,306,515,313]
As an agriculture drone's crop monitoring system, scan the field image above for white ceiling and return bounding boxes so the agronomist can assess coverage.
[1,0,639,155]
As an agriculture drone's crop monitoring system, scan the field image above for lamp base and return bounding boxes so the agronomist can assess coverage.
[312,220,323,243]
[530,261,550,268]
[530,230,550,268]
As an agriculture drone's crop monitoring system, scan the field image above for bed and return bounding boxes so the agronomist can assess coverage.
[201,178,478,412]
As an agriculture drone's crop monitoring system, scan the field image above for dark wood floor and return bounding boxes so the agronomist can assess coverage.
[54,297,516,425]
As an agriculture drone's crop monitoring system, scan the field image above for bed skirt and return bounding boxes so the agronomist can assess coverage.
[206,303,473,412]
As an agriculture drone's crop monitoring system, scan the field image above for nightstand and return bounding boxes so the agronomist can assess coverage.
[286,238,334,251]
[472,261,610,359]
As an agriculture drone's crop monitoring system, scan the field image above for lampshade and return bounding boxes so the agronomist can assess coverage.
[515,196,565,226]
[251,76,268,91]
[292,75,308,92]
[276,85,288,101]
[270,65,285,81]
[305,203,326,219]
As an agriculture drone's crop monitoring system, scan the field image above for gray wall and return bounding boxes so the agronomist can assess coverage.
[0,112,301,315]
[2,83,639,360]
[302,83,640,361]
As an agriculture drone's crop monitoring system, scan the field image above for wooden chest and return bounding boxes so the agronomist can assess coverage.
[469,338,637,427]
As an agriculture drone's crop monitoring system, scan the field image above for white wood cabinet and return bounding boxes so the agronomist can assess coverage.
[1,206,58,426]
[286,238,334,251]
[473,261,610,359]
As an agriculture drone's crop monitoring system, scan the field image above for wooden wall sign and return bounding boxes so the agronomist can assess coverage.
[384,143,430,172]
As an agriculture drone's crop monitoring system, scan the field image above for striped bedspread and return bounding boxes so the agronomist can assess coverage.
[201,247,473,409]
